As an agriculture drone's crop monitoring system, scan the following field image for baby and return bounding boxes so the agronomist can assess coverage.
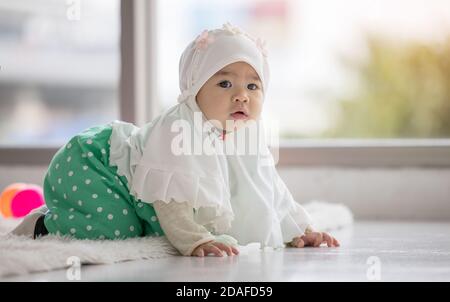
[12,23,339,257]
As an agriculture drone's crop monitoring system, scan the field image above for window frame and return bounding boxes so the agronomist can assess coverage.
[1,0,450,168]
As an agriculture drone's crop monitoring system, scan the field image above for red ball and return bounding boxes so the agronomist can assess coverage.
[10,185,44,218]
[0,183,27,218]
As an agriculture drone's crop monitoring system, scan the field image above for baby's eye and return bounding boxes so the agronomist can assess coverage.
[248,83,259,90]
[218,81,232,88]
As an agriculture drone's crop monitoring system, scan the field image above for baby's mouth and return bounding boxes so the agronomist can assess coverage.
[230,110,249,120]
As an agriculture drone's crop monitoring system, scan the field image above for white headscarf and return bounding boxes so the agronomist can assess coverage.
[177,22,270,104]
[131,23,312,248]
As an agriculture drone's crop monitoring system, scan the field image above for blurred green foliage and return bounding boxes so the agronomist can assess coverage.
[325,36,450,138]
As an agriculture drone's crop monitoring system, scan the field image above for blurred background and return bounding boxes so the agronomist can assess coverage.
[1,0,449,147]
[0,0,449,222]
[0,0,120,146]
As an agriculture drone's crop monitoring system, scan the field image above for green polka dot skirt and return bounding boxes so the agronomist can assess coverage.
[43,124,164,240]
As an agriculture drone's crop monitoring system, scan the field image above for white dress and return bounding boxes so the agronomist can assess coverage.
[109,97,313,255]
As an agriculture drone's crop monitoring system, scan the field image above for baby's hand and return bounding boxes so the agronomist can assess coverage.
[290,231,340,248]
[192,241,240,257]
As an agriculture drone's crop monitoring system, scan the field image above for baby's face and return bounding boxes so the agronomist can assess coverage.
[196,62,263,132]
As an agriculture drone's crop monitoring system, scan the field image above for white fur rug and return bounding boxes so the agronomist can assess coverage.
[0,201,352,278]
[303,200,354,232]
[0,232,179,278]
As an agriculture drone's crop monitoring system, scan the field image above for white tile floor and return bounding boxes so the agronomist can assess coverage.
[2,221,450,282]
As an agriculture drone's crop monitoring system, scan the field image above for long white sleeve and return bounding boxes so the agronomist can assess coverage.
[272,171,314,243]
[153,200,216,256]
[280,202,314,243]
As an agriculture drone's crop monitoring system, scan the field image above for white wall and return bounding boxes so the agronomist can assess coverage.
[279,167,450,221]
[1,165,449,221]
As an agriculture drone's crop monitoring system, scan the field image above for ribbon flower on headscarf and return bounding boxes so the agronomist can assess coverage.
[195,30,215,50]
[222,22,244,35]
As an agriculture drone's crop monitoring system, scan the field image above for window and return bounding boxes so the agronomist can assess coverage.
[1,0,448,166]
[0,0,120,146]
[155,0,450,139]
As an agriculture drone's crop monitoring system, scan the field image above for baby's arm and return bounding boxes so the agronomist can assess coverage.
[153,200,238,256]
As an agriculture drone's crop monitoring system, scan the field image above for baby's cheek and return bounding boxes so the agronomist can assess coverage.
[250,102,263,118]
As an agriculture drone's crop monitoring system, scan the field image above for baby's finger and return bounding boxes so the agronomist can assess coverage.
[305,233,319,246]
[213,242,233,256]
[333,237,340,247]
[292,237,305,248]
[314,233,323,247]
[205,245,224,257]
[231,246,240,255]
[193,248,204,257]
[322,233,333,247]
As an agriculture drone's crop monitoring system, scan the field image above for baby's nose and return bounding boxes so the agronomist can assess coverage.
[232,93,249,103]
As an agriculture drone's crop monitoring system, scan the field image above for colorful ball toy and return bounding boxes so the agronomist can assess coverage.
[0,183,44,218]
